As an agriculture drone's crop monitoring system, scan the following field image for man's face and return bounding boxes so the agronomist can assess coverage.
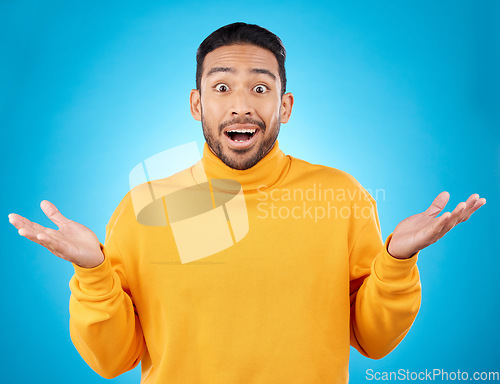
[190,44,294,170]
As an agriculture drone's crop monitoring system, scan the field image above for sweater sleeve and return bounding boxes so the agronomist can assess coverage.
[68,220,146,378]
[349,193,421,359]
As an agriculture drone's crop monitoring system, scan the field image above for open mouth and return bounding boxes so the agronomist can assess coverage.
[223,124,261,149]
[224,128,258,142]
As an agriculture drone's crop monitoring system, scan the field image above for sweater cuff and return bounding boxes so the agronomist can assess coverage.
[374,233,419,282]
[71,242,114,295]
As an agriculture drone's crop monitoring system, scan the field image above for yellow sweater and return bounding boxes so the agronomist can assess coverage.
[69,140,421,383]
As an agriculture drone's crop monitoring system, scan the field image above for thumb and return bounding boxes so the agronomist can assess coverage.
[425,191,450,217]
[40,200,69,228]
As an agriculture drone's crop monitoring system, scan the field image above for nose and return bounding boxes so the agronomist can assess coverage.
[230,88,254,116]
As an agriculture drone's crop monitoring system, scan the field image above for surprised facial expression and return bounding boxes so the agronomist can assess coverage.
[190,43,294,170]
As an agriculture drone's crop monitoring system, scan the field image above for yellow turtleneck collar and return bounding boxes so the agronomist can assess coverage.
[191,140,290,192]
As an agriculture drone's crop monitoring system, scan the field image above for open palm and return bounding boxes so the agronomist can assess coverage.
[8,200,104,268]
[387,191,486,259]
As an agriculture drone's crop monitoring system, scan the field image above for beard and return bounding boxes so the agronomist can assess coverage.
[201,106,281,170]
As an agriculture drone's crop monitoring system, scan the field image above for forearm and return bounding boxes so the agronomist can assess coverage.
[350,233,421,359]
[68,245,145,379]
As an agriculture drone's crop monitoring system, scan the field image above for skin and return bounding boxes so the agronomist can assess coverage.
[7,43,486,265]
[388,191,486,259]
[190,43,294,170]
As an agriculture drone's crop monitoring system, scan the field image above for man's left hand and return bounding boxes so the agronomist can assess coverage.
[387,191,486,259]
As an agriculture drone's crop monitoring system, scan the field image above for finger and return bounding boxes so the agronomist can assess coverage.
[456,194,479,224]
[20,226,59,246]
[9,213,51,244]
[426,211,452,242]
[40,200,69,228]
[437,201,467,237]
[8,213,31,230]
[460,197,486,223]
[425,191,450,217]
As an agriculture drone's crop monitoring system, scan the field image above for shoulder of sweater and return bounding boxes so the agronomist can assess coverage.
[106,188,134,229]
[287,155,365,188]
[107,165,197,228]
[285,155,376,206]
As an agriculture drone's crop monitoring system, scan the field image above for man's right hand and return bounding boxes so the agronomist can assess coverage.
[8,200,104,268]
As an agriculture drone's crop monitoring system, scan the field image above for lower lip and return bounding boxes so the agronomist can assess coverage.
[224,130,260,150]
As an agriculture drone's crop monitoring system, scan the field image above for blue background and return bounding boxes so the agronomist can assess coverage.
[2,0,498,382]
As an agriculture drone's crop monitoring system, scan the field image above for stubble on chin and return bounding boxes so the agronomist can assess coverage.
[201,116,279,171]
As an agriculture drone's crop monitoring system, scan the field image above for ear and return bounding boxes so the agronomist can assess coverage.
[280,92,294,124]
[190,89,201,121]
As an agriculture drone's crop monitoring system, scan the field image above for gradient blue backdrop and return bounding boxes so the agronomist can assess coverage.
[2,1,499,382]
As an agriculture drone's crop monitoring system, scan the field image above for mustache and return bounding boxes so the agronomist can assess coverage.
[220,117,266,132]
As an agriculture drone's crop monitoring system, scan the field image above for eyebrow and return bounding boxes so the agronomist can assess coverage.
[205,66,277,81]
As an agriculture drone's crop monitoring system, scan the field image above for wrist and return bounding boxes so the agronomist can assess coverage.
[73,245,105,268]
[387,238,418,260]
[75,256,105,268]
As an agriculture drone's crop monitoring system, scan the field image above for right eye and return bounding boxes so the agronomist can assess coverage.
[214,83,229,92]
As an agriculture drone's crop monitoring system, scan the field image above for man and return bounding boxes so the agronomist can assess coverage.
[8,22,486,383]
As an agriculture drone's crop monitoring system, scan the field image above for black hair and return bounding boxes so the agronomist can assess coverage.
[196,22,287,97]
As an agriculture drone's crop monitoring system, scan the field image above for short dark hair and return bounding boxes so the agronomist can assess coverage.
[196,22,287,97]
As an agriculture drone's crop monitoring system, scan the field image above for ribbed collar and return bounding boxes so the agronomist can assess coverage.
[192,140,290,192]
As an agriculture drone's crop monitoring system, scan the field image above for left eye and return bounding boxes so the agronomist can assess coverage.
[254,85,268,93]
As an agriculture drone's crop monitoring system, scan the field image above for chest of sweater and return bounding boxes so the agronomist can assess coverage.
[121,192,350,362]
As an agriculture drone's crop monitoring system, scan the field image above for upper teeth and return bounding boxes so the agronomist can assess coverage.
[227,129,256,133]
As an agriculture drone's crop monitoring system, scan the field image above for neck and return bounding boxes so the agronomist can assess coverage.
[192,140,290,192]
[206,143,275,171]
